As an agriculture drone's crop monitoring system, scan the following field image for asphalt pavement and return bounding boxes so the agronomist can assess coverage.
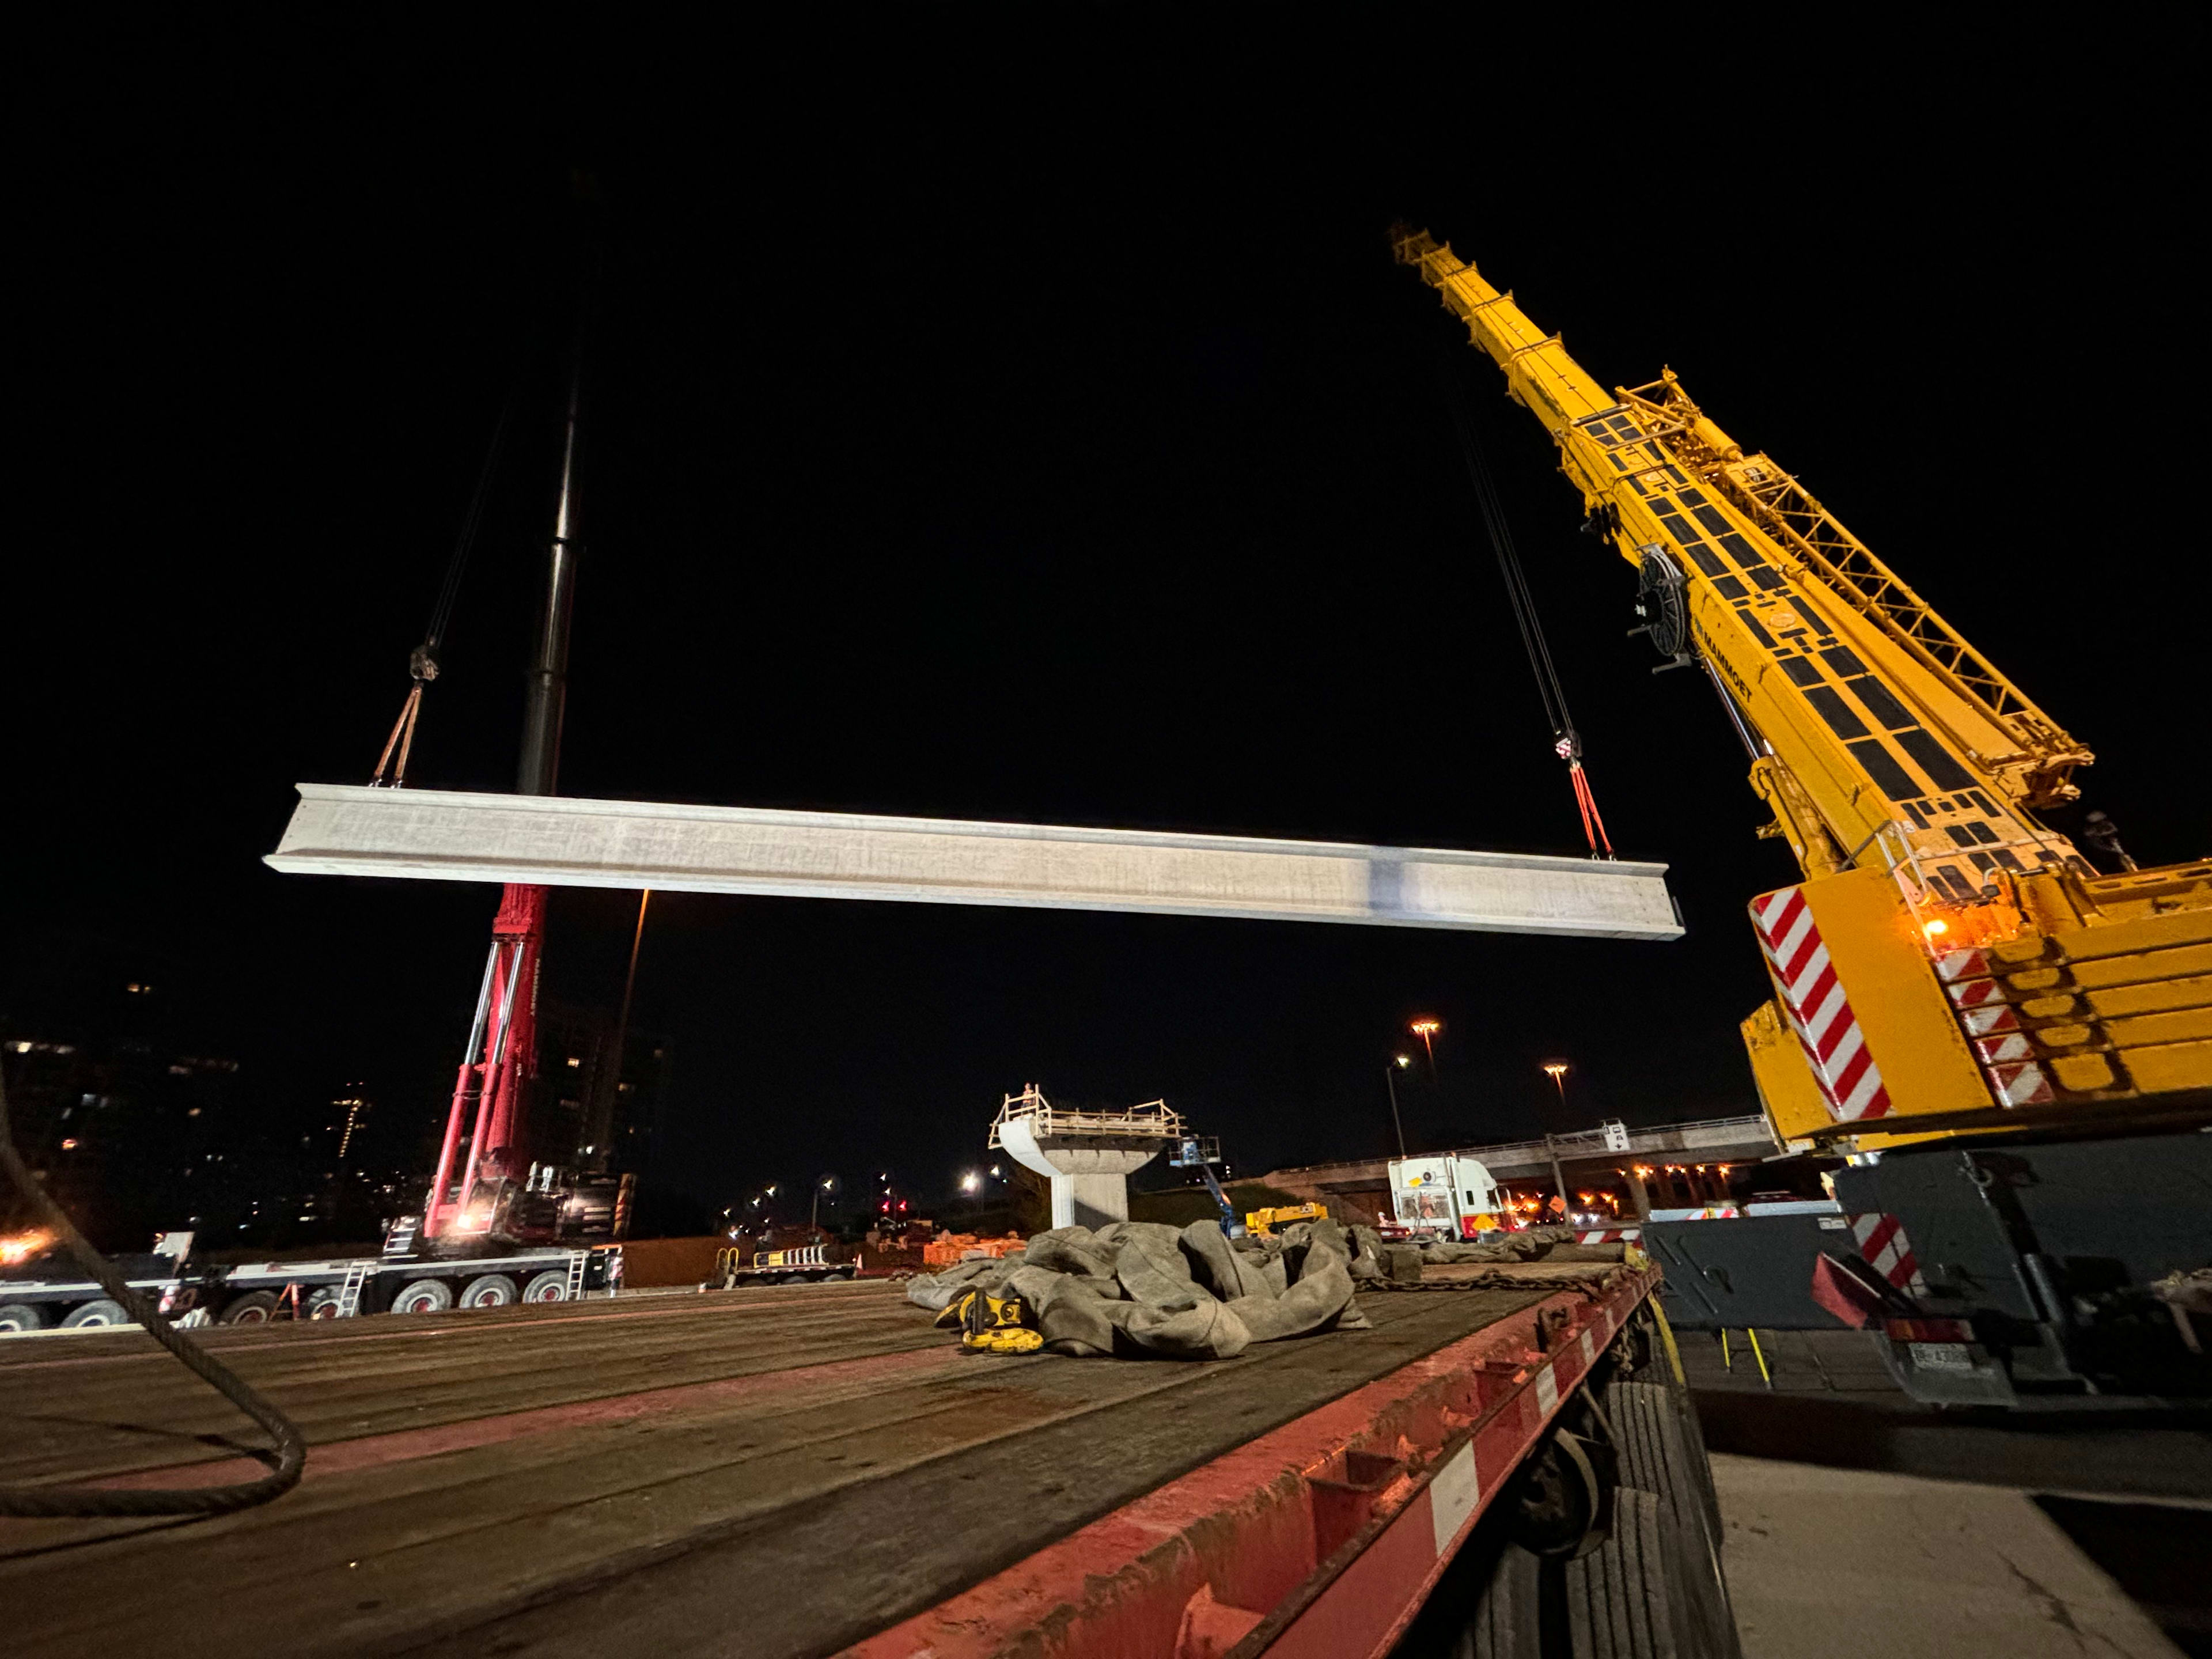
[1684,1327,2212,1657]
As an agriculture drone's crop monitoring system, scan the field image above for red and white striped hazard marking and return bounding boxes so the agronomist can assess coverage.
[1751,888,1892,1122]
[1576,1229,1641,1245]
[1934,948,2056,1106]
[1849,1211,1928,1300]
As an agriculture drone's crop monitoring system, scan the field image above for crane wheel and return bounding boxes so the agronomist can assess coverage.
[391,1278,454,1315]
[0,1302,52,1332]
[60,1298,127,1328]
[520,1270,569,1302]
[221,1291,282,1325]
[459,1274,517,1309]
[305,1288,343,1319]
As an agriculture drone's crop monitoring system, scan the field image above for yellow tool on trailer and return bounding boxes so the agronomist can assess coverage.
[1244,1202,1328,1236]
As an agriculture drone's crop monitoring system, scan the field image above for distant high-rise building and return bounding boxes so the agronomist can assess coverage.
[327,1085,372,1164]
[534,1002,670,1177]
[0,988,243,1248]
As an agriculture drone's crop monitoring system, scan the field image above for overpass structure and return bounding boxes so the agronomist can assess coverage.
[1259,1113,1782,1222]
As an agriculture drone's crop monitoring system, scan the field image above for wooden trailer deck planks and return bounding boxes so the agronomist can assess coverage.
[0,1279,1553,1659]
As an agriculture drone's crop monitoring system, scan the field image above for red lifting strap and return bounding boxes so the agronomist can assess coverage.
[1554,740,1615,859]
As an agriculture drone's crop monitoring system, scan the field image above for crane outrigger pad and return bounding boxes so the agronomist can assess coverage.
[265,784,1683,940]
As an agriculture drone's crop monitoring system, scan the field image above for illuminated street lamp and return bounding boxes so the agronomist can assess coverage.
[810,1173,840,1232]
[1382,1054,1412,1160]
[1539,1065,1572,1219]
[1410,1018,1442,1080]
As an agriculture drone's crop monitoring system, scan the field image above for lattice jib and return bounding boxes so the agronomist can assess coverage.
[1617,380,2089,803]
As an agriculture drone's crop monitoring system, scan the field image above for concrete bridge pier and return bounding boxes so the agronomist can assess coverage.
[987,1087,1179,1231]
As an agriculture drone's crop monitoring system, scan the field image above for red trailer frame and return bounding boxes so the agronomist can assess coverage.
[853,1267,1654,1658]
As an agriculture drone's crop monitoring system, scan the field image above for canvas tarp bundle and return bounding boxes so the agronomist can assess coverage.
[906,1217,1382,1360]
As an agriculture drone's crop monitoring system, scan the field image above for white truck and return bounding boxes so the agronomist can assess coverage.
[1385,1153,1504,1241]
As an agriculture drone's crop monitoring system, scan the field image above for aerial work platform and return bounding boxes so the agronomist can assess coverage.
[264,784,1683,939]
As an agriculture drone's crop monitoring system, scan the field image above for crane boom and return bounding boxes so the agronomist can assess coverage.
[1394,228,2084,900]
[1395,228,2212,1150]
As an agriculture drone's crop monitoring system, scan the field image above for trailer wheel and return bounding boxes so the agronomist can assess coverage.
[459,1274,517,1308]
[0,1302,52,1332]
[305,1288,343,1319]
[1507,1430,1603,1557]
[1464,1540,1541,1658]
[1563,1487,1703,1659]
[60,1298,127,1328]
[520,1270,569,1302]
[391,1278,454,1315]
[1603,1382,1736,1657]
[221,1291,282,1325]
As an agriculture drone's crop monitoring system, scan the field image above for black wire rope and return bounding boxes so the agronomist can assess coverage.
[0,1068,307,1517]
[1435,359,1582,758]
[419,395,516,673]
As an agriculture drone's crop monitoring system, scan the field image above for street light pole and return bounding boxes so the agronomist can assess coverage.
[1540,1064,1571,1224]
[1382,1055,1411,1159]
[1543,1134,1572,1224]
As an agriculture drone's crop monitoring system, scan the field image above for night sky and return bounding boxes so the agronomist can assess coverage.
[11,33,2205,1229]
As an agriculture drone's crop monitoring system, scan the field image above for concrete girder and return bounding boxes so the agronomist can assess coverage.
[264,785,1683,941]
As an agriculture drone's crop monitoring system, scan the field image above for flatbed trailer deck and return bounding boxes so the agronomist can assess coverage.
[0,1264,1679,1657]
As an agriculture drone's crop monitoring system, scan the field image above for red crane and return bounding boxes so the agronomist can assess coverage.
[420,367,582,1243]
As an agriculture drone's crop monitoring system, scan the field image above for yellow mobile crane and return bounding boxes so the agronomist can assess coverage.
[1396,229,2212,1404]
[1393,227,2211,1153]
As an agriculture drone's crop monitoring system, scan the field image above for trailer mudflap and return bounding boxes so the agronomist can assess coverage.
[847,1267,1656,1659]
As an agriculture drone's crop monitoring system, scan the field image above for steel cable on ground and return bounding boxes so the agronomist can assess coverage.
[1435,359,1615,857]
[0,1069,306,1517]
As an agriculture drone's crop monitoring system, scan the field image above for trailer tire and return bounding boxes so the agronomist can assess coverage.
[0,1302,51,1332]
[60,1298,127,1328]
[520,1270,569,1303]
[220,1291,282,1325]
[305,1288,343,1319]
[1563,1487,1700,1659]
[1464,1540,1541,1658]
[391,1278,454,1315]
[459,1274,517,1309]
[1605,1381,1733,1655]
